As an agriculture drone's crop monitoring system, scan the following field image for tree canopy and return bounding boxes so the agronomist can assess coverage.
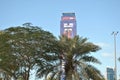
[36,35,104,80]
[0,24,57,80]
[0,23,104,80]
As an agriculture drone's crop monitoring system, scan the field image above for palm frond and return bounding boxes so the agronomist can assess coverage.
[80,55,101,64]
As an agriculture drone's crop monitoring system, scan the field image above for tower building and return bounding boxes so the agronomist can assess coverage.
[60,13,77,80]
[60,13,77,38]
[106,67,115,80]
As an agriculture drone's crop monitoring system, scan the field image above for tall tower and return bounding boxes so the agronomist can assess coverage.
[60,13,77,38]
[60,13,77,80]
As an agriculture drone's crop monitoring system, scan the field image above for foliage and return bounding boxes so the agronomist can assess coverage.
[0,23,104,80]
[0,23,57,80]
[36,35,104,80]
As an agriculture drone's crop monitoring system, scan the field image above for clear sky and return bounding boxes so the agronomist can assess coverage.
[0,0,120,79]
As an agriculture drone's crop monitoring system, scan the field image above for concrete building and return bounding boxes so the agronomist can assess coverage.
[106,67,115,80]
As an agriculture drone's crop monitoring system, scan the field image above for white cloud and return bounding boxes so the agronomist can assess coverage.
[94,42,110,48]
[101,52,113,57]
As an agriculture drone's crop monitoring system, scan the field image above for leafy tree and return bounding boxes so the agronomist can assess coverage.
[0,30,18,80]
[0,24,104,80]
[0,24,57,80]
[36,35,104,80]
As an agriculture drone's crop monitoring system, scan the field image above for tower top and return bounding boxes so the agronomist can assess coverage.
[62,13,75,17]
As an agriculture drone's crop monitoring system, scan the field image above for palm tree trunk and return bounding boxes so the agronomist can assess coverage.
[65,69,72,80]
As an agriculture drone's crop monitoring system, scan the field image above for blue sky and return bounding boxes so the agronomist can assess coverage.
[0,0,120,79]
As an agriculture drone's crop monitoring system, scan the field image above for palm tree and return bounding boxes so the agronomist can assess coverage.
[36,35,104,80]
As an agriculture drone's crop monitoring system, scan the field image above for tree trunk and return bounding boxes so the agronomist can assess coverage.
[65,69,72,80]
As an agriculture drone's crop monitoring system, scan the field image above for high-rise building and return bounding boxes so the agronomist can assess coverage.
[60,13,77,38]
[106,67,115,80]
[60,13,77,80]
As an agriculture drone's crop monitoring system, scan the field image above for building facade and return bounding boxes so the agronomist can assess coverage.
[106,67,115,80]
[60,13,77,38]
